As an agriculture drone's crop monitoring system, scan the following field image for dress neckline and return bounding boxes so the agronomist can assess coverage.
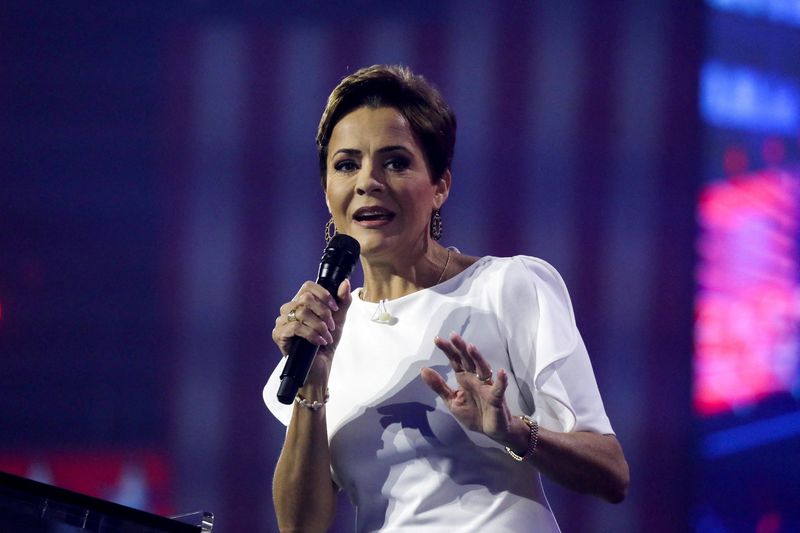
[353,255,492,308]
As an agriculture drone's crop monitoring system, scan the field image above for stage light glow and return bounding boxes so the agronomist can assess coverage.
[701,410,800,457]
[756,512,783,533]
[700,61,800,135]
[707,0,800,27]
[0,451,173,515]
[695,169,800,416]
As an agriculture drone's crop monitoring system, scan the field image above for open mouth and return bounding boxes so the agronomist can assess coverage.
[353,206,396,222]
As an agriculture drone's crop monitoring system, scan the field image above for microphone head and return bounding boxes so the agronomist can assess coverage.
[326,233,360,258]
[317,234,360,293]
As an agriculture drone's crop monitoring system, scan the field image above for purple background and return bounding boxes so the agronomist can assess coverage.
[2,1,701,531]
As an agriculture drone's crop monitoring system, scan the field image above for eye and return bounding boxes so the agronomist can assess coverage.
[334,159,358,173]
[385,157,410,172]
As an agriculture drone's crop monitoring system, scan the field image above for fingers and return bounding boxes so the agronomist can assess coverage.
[434,333,493,382]
[491,368,510,401]
[284,282,338,329]
[420,367,454,400]
[272,280,344,354]
[434,335,465,372]
[278,300,334,344]
[292,280,340,312]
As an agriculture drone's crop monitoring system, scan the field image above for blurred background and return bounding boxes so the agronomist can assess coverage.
[2,0,799,531]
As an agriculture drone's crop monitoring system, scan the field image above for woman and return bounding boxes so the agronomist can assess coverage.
[264,65,629,532]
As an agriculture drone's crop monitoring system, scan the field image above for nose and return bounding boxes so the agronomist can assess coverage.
[355,161,385,195]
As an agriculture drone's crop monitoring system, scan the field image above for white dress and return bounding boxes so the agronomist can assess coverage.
[264,256,614,532]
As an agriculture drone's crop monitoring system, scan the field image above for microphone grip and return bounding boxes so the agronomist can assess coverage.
[276,276,343,405]
[277,337,320,404]
[276,233,360,406]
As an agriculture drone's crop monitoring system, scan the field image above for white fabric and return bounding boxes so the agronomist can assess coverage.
[264,256,613,532]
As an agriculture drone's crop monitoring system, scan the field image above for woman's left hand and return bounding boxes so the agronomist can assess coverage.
[422,332,630,502]
[420,332,514,444]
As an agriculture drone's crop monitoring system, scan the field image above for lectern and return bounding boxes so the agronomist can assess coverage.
[0,471,213,532]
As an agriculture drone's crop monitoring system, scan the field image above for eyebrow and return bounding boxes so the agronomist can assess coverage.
[332,145,413,158]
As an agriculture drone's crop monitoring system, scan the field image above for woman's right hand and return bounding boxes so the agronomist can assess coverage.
[271,278,353,387]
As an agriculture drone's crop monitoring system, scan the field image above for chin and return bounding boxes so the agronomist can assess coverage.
[351,232,396,257]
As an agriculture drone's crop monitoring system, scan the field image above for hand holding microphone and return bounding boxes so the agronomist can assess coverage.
[273,234,360,404]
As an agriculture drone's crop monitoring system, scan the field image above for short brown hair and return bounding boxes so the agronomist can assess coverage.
[316,65,456,188]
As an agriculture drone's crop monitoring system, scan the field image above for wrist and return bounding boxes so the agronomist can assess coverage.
[504,415,539,462]
[298,382,329,403]
[295,388,330,411]
[500,416,530,453]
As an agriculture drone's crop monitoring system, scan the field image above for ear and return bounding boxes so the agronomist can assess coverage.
[433,169,451,209]
[324,192,332,214]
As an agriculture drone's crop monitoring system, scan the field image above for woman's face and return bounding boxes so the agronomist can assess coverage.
[325,106,450,259]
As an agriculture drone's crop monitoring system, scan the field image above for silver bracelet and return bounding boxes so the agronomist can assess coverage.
[294,389,330,411]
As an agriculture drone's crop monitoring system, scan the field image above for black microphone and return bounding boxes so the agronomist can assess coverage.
[277,234,360,404]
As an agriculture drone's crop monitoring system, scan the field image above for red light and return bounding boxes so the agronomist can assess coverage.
[756,512,782,533]
[723,145,749,176]
[695,169,800,415]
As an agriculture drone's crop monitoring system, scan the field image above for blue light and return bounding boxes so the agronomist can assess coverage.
[702,410,800,458]
[700,60,800,135]
[707,0,800,27]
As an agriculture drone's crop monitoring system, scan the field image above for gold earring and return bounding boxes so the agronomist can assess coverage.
[325,217,336,244]
[430,209,443,241]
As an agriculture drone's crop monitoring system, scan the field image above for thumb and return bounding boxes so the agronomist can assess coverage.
[421,367,454,401]
[333,278,353,323]
[337,278,352,306]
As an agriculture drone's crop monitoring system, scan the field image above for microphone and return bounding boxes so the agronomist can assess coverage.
[277,234,360,404]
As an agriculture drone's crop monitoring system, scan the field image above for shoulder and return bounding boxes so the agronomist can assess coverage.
[510,256,570,295]
[477,256,576,319]
[441,253,572,308]
[476,255,568,289]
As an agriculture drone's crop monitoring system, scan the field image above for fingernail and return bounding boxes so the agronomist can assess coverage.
[329,299,339,311]
[318,336,329,345]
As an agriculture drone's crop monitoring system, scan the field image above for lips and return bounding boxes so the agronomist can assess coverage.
[353,206,396,222]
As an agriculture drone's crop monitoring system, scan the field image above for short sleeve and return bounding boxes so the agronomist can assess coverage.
[499,257,613,435]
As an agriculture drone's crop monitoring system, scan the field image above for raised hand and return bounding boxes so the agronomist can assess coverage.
[420,332,515,443]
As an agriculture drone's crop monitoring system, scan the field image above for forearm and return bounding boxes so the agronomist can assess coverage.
[273,385,337,533]
[504,419,629,503]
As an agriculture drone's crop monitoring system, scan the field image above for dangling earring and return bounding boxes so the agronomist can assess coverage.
[325,217,336,244]
[430,209,443,241]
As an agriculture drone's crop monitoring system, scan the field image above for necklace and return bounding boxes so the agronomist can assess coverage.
[435,248,452,285]
[367,248,453,324]
[362,248,453,302]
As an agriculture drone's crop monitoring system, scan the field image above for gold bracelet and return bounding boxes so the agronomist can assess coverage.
[294,389,330,411]
[505,415,539,462]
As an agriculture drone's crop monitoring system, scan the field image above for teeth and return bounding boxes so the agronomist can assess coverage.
[355,208,393,220]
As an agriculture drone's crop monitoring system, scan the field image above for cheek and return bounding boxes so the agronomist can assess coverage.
[405,185,437,213]
[326,185,351,217]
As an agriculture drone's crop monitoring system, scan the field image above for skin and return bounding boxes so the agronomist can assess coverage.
[271,106,629,532]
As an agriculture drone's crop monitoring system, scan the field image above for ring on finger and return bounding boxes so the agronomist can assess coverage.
[476,373,492,383]
[287,308,299,323]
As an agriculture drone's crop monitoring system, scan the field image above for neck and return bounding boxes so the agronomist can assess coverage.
[359,242,452,302]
